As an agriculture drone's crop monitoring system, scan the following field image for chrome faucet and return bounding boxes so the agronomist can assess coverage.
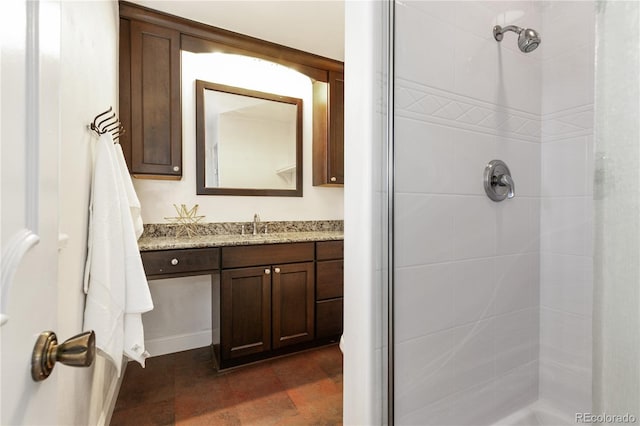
[253,214,260,235]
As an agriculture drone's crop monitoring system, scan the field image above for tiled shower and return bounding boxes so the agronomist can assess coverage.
[392,1,594,423]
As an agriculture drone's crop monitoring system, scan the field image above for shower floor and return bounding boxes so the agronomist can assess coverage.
[491,401,573,426]
[110,344,343,425]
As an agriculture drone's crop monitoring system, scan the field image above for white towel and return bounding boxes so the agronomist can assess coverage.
[83,133,153,376]
[114,144,143,239]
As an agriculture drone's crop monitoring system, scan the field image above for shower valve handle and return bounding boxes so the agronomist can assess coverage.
[497,174,515,199]
[484,160,515,202]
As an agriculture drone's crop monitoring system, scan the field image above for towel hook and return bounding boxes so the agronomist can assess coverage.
[90,107,113,134]
[97,114,117,132]
[89,106,126,144]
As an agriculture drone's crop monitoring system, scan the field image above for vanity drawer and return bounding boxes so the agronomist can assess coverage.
[316,298,343,338]
[141,248,220,277]
[222,243,314,269]
[316,240,343,261]
[316,260,343,300]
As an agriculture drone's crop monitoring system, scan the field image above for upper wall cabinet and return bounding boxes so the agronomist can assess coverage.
[120,18,182,178]
[313,71,344,186]
[118,1,343,184]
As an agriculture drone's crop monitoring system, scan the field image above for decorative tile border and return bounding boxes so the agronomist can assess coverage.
[142,220,344,238]
[542,105,594,142]
[396,78,541,142]
[395,79,594,144]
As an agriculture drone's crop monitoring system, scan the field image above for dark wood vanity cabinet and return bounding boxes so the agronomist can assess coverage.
[221,266,272,360]
[272,262,315,349]
[119,18,182,178]
[315,241,344,339]
[220,261,315,360]
[140,248,219,279]
[219,243,315,367]
[140,240,342,369]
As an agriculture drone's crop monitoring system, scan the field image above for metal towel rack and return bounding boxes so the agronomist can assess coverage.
[89,106,125,142]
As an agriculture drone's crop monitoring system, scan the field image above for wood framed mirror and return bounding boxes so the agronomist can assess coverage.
[195,80,303,197]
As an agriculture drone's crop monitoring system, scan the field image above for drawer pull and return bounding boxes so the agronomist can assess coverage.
[171,258,179,266]
[265,269,271,275]
[274,267,281,273]
[330,176,337,182]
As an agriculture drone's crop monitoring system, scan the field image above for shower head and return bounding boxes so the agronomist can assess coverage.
[493,25,541,53]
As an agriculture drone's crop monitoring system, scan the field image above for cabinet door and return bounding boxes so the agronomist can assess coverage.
[272,262,315,349]
[316,298,343,339]
[316,260,343,300]
[128,20,181,177]
[221,267,271,359]
[328,70,344,184]
[312,71,344,186]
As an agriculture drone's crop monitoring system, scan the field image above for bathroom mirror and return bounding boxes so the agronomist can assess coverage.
[196,80,303,196]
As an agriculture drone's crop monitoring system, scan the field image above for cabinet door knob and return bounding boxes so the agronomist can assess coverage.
[274,267,281,273]
[330,176,337,182]
[265,268,271,275]
[171,258,179,266]
[173,166,180,172]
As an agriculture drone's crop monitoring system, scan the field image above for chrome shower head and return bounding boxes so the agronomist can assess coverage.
[493,25,541,53]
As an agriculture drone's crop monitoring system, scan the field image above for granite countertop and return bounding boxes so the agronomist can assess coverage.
[138,220,343,251]
[138,231,344,251]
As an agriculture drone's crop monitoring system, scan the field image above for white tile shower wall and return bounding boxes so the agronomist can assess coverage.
[539,1,595,417]
[395,1,541,424]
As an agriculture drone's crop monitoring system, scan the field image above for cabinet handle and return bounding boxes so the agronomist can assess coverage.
[265,269,271,275]
[274,267,281,273]
[173,166,180,172]
[330,176,337,182]
[171,258,179,266]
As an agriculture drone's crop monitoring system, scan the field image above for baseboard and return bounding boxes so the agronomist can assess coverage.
[145,331,212,357]
[89,356,127,426]
[98,360,126,426]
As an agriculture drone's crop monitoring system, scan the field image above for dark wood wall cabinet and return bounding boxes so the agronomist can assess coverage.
[141,240,344,370]
[119,18,182,178]
[119,1,344,183]
[313,71,345,186]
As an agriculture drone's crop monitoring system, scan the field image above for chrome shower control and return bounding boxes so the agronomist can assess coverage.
[484,160,515,202]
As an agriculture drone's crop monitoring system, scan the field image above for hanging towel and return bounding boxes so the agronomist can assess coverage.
[114,143,143,239]
[83,133,153,376]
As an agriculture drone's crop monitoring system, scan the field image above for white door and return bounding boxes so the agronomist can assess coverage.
[1,0,66,423]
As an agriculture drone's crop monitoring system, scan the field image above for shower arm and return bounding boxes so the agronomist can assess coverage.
[493,25,522,41]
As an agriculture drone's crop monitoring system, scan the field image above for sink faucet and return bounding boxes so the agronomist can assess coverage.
[253,214,260,235]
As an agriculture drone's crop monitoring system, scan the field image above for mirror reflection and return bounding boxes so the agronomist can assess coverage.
[196,80,303,196]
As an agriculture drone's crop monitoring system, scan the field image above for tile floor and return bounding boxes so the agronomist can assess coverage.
[111,344,343,425]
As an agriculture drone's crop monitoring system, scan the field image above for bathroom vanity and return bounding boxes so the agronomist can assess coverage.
[139,229,343,370]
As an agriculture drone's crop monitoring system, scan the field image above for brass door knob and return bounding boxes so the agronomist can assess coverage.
[31,330,96,382]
